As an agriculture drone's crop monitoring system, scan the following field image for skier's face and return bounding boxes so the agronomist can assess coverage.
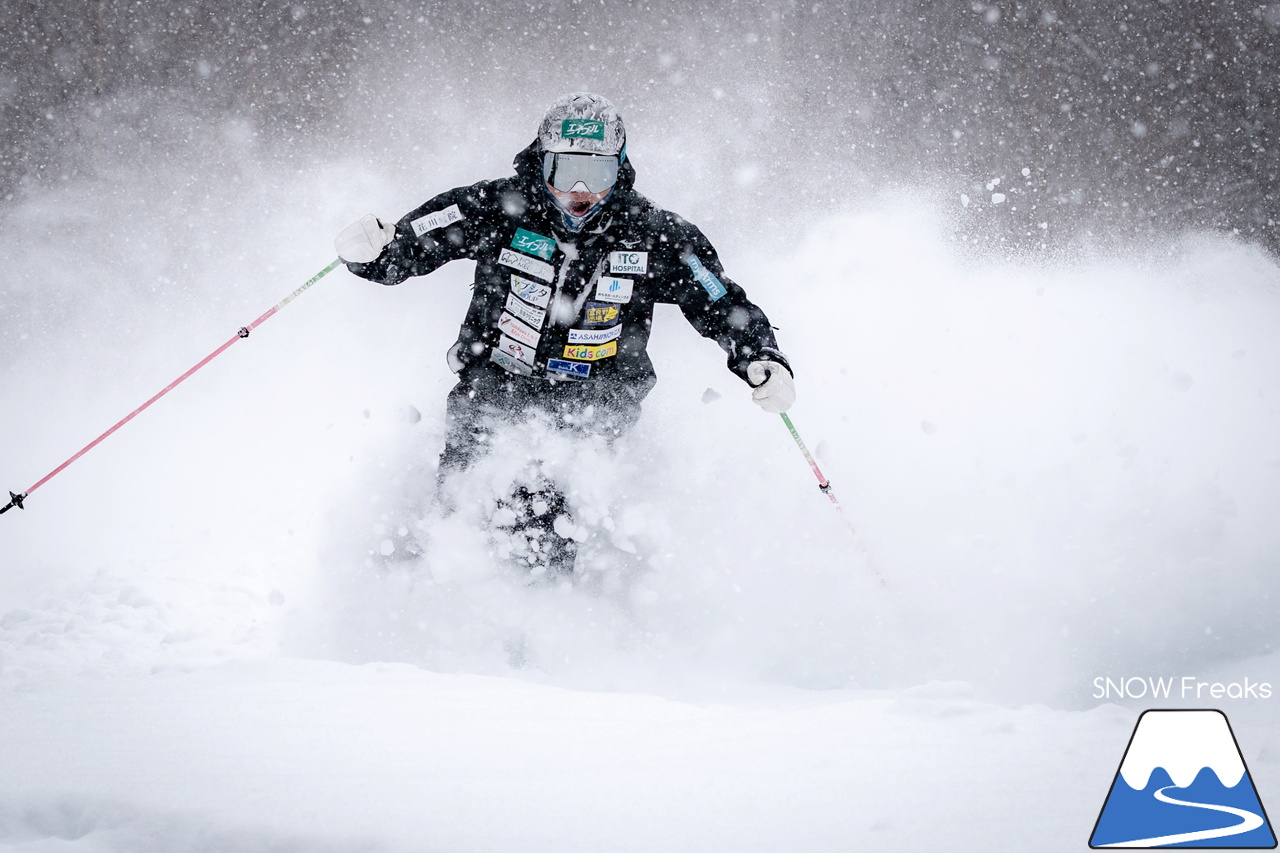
[545,182,611,217]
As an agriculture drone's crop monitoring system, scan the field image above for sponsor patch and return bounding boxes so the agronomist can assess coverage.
[510,228,556,261]
[410,204,464,237]
[498,312,540,347]
[567,325,622,345]
[583,302,620,327]
[496,334,536,366]
[685,254,728,302]
[561,119,605,140]
[547,358,592,379]
[504,292,546,329]
[609,251,648,275]
[595,276,633,304]
[510,274,551,308]
[498,248,553,282]
[563,341,617,361]
[490,348,532,376]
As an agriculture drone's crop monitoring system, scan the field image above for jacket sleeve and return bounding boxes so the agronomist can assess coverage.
[658,220,791,383]
[343,184,500,285]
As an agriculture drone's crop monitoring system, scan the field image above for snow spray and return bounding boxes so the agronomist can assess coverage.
[0,258,344,516]
[780,412,886,586]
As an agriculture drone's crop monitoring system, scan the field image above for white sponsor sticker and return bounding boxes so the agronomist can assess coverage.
[496,334,536,366]
[498,312,540,347]
[490,348,532,376]
[499,248,554,282]
[595,276,634,304]
[410,204,464,237]
[504,292,546,329]
[609,251,648,275]
[510,274,551,308]
[567,325,623,345]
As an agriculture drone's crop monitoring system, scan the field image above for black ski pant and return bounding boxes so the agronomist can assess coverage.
[436,365,651,571]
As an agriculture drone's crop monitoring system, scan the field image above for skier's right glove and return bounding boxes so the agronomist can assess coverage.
[335,214,396,264]
[747,359,796,414]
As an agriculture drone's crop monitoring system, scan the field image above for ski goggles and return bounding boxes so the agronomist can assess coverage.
[542,151,620,193]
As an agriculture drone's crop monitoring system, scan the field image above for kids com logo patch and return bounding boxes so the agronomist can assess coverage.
[1090,710,1276,848]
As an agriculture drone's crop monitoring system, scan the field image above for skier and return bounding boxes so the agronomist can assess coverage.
[335,92,794,573]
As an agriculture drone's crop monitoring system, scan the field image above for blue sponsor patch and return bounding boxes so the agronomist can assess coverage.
[546,358,592,379]
[684,254,728,302]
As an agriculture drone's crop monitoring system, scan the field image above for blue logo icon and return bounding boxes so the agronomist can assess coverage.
[1090,710,1276,848]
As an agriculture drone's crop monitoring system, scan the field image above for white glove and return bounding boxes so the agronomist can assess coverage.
[335,214,396,264]
[747,360,795,413]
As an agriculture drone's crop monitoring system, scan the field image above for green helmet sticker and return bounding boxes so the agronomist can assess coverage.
[561,119,606,140]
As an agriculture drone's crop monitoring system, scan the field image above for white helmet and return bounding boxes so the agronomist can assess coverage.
[537,92,626,156]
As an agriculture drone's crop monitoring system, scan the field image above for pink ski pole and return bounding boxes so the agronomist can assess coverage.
[1,257,343,515]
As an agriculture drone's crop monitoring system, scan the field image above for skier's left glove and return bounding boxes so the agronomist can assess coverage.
[747,360,795,414]
[335,214,396,264]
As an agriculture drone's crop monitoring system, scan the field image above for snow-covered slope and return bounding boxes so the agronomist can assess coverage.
[0,661,1126,853]
[1,131,1278,850]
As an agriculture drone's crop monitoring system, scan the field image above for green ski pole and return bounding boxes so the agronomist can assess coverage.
[780,412,885,586]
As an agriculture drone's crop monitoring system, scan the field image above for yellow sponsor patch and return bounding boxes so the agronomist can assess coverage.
[563,341,618,361]
[584,305,620,326]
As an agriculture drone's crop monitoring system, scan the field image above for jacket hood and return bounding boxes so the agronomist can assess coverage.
[512,138,637,236]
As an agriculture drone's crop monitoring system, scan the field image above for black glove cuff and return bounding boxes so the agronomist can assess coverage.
[756,347,793,377]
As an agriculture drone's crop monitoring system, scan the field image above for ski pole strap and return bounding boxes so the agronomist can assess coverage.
[3,257,343,515]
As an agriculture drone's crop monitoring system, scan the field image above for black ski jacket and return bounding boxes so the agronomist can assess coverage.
[344,140,788,398]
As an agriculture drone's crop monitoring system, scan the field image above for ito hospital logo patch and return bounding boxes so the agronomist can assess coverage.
[1090,710,1276,848]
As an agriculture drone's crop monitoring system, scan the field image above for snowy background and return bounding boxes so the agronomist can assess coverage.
[2,1,1278,850]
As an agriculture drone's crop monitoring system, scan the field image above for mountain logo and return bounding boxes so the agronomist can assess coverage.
[1090,709,1276,848]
